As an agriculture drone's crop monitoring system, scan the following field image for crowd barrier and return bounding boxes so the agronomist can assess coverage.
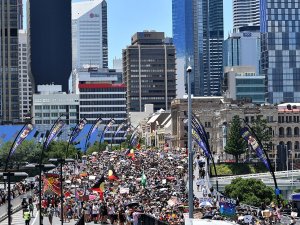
[138,214,169,225]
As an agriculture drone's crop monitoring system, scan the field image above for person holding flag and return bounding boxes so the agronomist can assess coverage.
[91,175,105,199]
[108,165,119,181]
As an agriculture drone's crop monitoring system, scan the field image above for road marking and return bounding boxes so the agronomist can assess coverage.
[31,211,38,225]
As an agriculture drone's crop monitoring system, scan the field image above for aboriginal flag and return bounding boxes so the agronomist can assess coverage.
[91,175,105,199]
[108,166,119,181]
[43,173,61,196]
[127,149,135,160]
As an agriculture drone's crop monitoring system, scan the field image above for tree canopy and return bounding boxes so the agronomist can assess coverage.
[225,177,274,207]
[225,115,247,162]
[251,117,272,150]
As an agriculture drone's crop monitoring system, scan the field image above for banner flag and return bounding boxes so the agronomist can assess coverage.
[90,118,103,136]
[70,118,87,143]
[9,124,34,158]
[114,122,126,137]
[45,120,65,148]
[100,119,115,142]
[43,173,61,196]
[240,127,270,170]
[192,128,210,158]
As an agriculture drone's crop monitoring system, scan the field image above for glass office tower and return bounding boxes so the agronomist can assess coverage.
[261,0,300,103]
[172,0,223,96]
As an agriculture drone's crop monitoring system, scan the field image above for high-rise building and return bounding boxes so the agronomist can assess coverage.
[0,0,20,122]
[172,0,224,96]
[71,67,127,144]
[223,66,265,104]
[261,0,300,103]
[18,30,32,122]
[27,0,72,92]
[233,0,260,32]
[72,0,108,69]
[122,32,176,112]
[223,26,261,75]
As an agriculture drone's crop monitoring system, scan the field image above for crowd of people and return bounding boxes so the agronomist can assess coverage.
[0,180,32,206]
[3,147,300,225]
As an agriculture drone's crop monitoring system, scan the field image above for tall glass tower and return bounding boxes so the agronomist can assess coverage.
[261,0,300,103]
[172,0,224,96]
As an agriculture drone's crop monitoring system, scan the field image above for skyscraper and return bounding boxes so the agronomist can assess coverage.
[123,32,176,112]
[18,30,32,122]
[261,0,300,103]
[0,0,20,122]
[72,0,108,69]
[27,0,72,92]
[172,0,224,96]
[233,0,260,32]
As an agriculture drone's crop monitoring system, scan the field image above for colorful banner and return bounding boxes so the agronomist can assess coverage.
[100,119,115,142]
[45,120,65,148]
[70,118,87,143]
[114,122,125,137]
[240,127,270,170]
[43,173,61,196]
[9,124,34,158]
[123,127,131,138]
[192,127,210,158]
[90,118,103,136]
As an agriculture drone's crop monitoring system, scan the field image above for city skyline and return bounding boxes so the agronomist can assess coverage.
[22,0,233,68]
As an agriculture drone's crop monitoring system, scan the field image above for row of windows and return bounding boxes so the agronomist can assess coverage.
[80,107,126,112]
[80,114,127,119]
[35,105,78,110]
[35,112,77,117]
[80,94,125,99]
[80,101,125,105]
[80,88,126,92]
[278,115,300,123]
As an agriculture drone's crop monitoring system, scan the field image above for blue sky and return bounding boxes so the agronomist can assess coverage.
[24,0,232,68]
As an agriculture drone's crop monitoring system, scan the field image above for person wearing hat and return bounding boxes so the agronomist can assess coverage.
[23,208,31,225]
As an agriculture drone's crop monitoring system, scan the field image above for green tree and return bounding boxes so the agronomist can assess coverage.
[44,141,81,161]
[225,178,274,207]
[225,115,247,163]
[251,117,272,150]
[86,141,108,155]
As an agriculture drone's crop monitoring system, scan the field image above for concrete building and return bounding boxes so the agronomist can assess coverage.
[72,0,108,69]
[71,67,127,144]
[32,85,79,125]
[27,0,72,92]
[223,66,265,104]
[261,0,300,103]
[172,0,223,96]
[0,0,20,122]
[233,0,260,32]
[122,31,176,112]
[223,26,261,76]
[171,97,300,164]
[18,30,32,122]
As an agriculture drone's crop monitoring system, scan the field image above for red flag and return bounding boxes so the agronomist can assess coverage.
[127,149,135,160]
[91,176,105,200]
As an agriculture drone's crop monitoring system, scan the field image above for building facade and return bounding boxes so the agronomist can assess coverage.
[223,26,261,76]
[122,32,176,112]
[233,0,260,32]
[172,0,223,96]
[223,66,265,104]
[72,68,127,144]
[32,85,79,125]
[261,0,300,103]
[18,30,32,121]
[0,0,20,122]
[171,97,300,163]
[27,0,72,92]
[72,0,108,69]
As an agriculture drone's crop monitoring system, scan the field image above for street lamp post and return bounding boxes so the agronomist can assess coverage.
[0,172,28,225]
[187,65,193,219]
[49,158,75,225]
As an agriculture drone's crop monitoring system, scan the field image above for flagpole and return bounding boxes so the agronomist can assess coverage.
[84,117,102,154]
[66,118,87,156]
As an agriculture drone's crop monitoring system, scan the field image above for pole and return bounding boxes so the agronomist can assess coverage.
[187,66,193,218]
[7,173,11,225]
[60,161,63,225]
[286,146,289,177]
[39,166,43,225]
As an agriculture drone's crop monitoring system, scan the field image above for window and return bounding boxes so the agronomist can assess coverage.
[35,105,42,110]
[51,105,58,109]
[43,105,50,110]
[59,105,66,109]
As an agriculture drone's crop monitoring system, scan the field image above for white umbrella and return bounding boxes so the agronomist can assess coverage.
[65,180,71,184]
[168,156,173,160]
[177,166,184,169]
[199,201,212,207]
[92,152,98,155]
